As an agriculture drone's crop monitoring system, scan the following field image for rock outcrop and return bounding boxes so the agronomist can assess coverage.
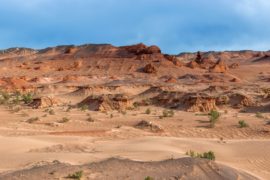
[30,96,63,109]
[210,59,228,73]
[143,64,157,73]
[79,94,133,111]
[183,93,217,112]
[135,120,163,132]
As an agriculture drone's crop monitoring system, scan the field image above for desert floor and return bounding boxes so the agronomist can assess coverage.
[0,105,269,179]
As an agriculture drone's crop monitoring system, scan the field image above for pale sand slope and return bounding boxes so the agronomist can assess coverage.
[0,136,269,179]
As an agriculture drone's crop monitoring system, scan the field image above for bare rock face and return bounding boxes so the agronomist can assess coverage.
[123,43,161,55]
[184,93,217,112]
[210,59,228,73]
[187,60,200,69]
[229,63,239,69]
[143,63,157,73]
[0,77,32,91]
[165,76,177,83]
[79,94,133,111]
[30,96,63,109]
[164,54,182,67]
[73,60,83,69]
[229,93,256,108]
[135,120,163,132]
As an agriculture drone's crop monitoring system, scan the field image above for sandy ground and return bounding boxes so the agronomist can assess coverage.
[0,135,269,179]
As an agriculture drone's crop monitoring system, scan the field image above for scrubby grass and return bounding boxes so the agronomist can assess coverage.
[27,117,39,123]
[145,176,154,180]
[80,104,89,111]
[209,110,220,128]
[59,117,70,123]
[86,116,94,122]
[145,108,151,115]
[238,120,249,128]
[0,91,34,105]
[48,109,55,115]
[160,109,174,118]
[186,150,216,161]
[256,112,264,119]
[67,171,83,180]
[22,93,33,104]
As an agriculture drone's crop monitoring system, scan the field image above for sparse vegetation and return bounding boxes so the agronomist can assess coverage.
[48,109,55,115]
[133,102,139,108]
[86,116,94,122]
[162,109,174,118]
[145,108,151,115]
[59,117,70,123]
[256,112,264,119]
[186,150,216,161]
[239,120,249,128]
[22,93,33,104]
[66,105,72,112]
[209,110,220,128]
[80,104,89,111]
[145,176,154,180]
[11,106,21,113]
[67,170,83,180]
[121,110,127,115]
[27,117,39,123]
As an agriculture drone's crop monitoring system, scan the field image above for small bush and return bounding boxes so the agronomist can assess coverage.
[121,111,127,115]
[86,116,94,122]
[67,170,83,180]
[209,110,220,128]
[22,93,33,104]
[256,112,264,119]
[59,117,70,123]
[186,150,215,161]
[162,109,174,118]
[133,102,139,108]
[12,106,21,113]
[145,176,154,180]
[145,108,151,115]
[80,104,89,111]
[238,120,249,128]
[48,109,55,115]
[66,106,72,112]
[110,114,113,118]
[27,117,39,123]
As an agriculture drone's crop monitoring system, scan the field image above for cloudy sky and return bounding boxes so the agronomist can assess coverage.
[0,0,270,54]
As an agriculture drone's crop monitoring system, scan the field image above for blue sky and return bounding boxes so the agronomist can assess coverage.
[0,0,270,54]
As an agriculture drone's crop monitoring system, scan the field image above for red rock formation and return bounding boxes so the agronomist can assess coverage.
[30,96,63,109]
[143,64,157,73]
[79,94,133,111]
[187,60,200,69]
[210,59,228,73]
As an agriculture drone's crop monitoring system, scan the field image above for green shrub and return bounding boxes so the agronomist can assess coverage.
[256,112,264,119]
[145,108,151,115]
[22,93,33,104]
[59,117,70,123]
[27,117,39,123]
[48,109,55,115]
[238,120,249,128]
[145,176,154,180]
[209,110,220,127]
[162,109,174,118]
[86,116,94,122]
[67,171,83,180]
[186,150,215,161]
[80,104,89,111]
